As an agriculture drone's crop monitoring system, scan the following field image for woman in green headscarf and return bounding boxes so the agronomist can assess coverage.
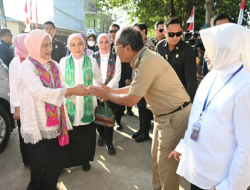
[60,33,102,171]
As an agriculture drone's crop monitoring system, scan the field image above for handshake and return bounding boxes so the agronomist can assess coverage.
[65,83,110,99]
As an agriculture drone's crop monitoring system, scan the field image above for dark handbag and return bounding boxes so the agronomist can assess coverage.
[94,100,115,127]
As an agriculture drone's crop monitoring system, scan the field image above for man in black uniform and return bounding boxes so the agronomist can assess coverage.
[156,17,197,102]
[44,21,66,63]
[109,24,133,130]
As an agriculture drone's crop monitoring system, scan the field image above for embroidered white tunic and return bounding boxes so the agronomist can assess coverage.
[59,55,102,126]
[99,52,121,89]
[175,62,250,190]
[19,60,72,144]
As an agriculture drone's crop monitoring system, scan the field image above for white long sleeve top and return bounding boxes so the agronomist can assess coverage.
[59,55,102,126]
[97,52,121,89]
[9,57,21,113]
[175,62,250,190]
[19,59,72,144]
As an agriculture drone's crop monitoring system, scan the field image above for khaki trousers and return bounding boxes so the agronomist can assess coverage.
[152,104,191,190]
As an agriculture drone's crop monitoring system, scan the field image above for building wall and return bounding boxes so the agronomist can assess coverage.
[85,14,100,32]
[53,0,85,31]
[6,21,21,37]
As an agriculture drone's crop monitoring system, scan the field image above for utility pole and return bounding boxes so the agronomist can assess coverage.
[0,0,6,28]
[205,0,213,27]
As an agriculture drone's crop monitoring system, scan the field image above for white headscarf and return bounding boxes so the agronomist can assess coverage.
[200,23,250,71]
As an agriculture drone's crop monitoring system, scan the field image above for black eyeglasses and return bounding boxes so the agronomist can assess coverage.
[110,30,118,33]
[157,29,164,33]
[167,31,182,37]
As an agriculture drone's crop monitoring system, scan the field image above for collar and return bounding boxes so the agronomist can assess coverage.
[213,61,243,77]
[130,47,147,69]
[163,39,182,48]
[100,52,110,60]
[0,39,10,47]
[73,56,84,62]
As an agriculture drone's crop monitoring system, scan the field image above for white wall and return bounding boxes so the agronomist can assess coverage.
[53,0,85,31]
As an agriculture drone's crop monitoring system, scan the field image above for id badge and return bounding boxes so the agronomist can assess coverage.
[190,122,201,141]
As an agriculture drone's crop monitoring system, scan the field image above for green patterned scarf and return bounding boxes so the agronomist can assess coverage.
[65,54,94,125]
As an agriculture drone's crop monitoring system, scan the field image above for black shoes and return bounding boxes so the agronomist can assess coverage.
[126,110,134,116]
[135,133,150,143]
[116,123,123,130]
[106,143,116,155]
[83,162,91,172]
[97,136,105,146]
[132,130,142,139]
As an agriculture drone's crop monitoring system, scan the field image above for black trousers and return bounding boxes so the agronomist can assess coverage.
[65,123,96,167]
[126,106,132,112]
[17,120,29,165]
[26,138,64,190]
[96,101,117,144]
[191,184,205,190]
[137,97,153,135]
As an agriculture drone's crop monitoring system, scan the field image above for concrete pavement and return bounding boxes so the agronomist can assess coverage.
[0,108,190,190]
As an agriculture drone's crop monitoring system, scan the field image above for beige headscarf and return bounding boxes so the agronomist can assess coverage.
[200,23,250,71]
[24,29,51,65]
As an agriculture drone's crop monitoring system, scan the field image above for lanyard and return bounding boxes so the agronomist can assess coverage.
[199,65,243,119]
[139,48,147,60]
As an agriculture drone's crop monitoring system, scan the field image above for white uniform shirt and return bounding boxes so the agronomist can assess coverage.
[175,62,250,190]
[9,57,21,113]
[59,55,102,126]
[98,52,121,89]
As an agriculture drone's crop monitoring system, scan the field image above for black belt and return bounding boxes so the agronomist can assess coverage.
[156,102,190,117]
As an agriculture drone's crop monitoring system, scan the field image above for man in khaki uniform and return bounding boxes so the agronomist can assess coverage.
[89,27,191,190]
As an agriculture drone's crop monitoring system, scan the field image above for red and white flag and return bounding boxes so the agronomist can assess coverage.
[30,0,32,21]
[187,6,195,32]
[36,1,38,29]
[24,0,31,32]
[238,0,245,25]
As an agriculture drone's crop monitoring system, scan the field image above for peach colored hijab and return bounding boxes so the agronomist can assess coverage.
[25,29,51,65]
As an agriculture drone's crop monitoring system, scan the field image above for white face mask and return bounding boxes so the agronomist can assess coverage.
[87,41,95,47]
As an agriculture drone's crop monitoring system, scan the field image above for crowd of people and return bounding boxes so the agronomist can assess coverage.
[0,11,250,190]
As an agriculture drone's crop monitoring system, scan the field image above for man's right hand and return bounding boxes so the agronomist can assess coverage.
[168,150,182,161]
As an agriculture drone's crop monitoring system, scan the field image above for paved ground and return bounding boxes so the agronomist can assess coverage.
[0,108,190,190]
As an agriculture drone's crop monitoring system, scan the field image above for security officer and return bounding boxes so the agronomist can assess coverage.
[156,17,197,102]
[148,20,165,46]
[89,26,191,190]
[44,21,66,63]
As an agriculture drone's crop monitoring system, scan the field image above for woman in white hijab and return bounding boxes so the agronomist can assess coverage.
[169,23,250,190]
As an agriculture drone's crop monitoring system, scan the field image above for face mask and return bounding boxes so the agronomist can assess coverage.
[88,41,95,47]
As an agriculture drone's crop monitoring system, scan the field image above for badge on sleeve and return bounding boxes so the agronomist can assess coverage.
[190,122,201,141]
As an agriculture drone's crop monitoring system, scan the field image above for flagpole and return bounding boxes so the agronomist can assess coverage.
[238,0,245,25]
[36,0,38,29]
[193,6,195,32]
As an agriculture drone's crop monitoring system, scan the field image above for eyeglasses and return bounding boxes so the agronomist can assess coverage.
[114,44,127,51]
[8,34,13,37]
[70,44,83,49]
[157,29,164,33]
[110,30,118,33]
[166,31,182,37]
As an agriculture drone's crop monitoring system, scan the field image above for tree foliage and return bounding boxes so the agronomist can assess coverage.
[94,0,250,31]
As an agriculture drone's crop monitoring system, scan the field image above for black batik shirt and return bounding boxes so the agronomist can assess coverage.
[155,39,197,102]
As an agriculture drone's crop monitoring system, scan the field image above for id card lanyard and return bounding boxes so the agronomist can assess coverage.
[198,65,243,121]
[191,65,243,141]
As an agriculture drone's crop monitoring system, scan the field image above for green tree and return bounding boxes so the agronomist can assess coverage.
[94,0,249,31]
